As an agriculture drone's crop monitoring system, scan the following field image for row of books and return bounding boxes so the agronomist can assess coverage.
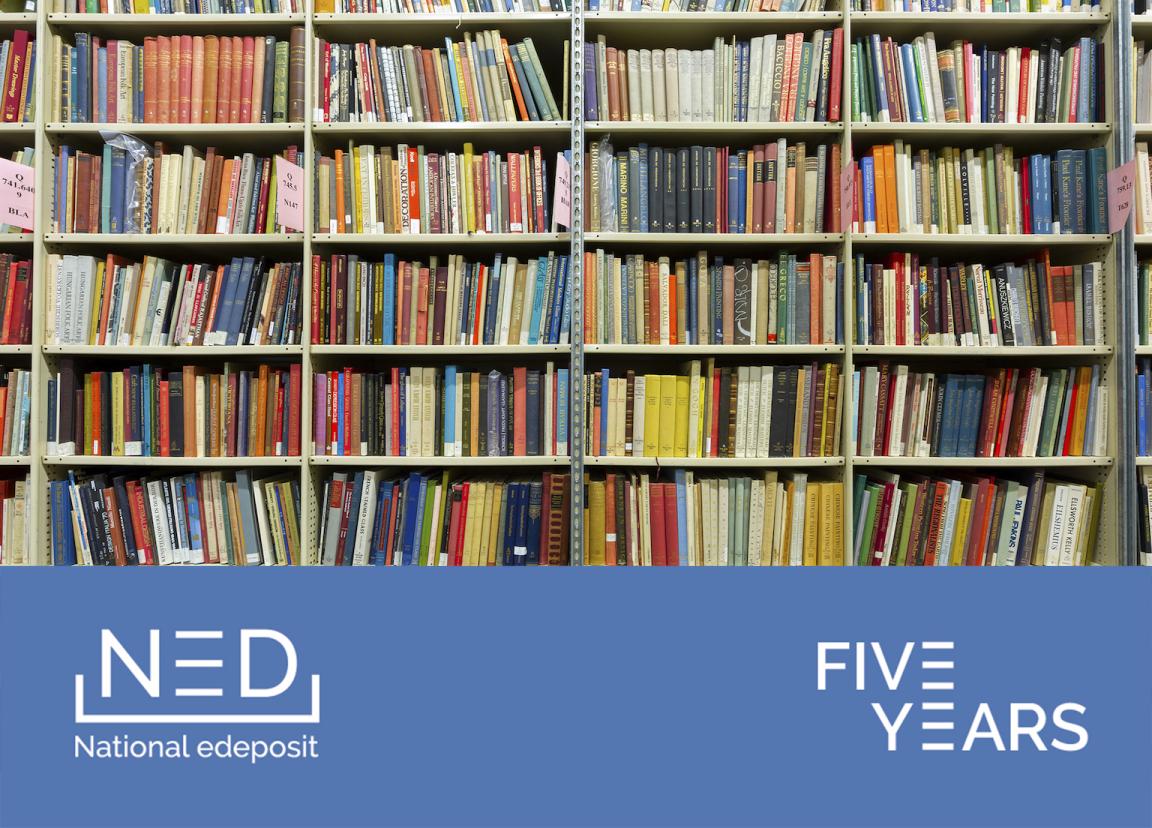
[586,0,828,10]
[853,143,1109,235]
[854,253,1104,347]
[313,364,569,458]
[584,362,843,459]
[50,0,301,12]
[1133,143,1152,235]
[47,361,303,458]
[1135,359,1152,456]
[317,0,568,11]
[586,471,842,565]
[852,35,1102,124]
[583,251,842,346]
[1135,42,1152,125]
[314,34,564,124]
[314,144,566,235]
[0,477,29,566]
[850,0,1097,9]
[585,31,842,124]
[316,470,570,566]
[1,31,34,124]
[312,253,570,346]
[1138,262,1152,347]
[853,363,1107,458]
[1,148,33,235]
[47,255,303,348]
[854,470,1099,566]
[0,368,30,458]
[587,140,843,234]
[56,31,306,125]
[52,143,301,235]
[51,470,300,566]
[1139,469,1152,567]
[0,255,31,345]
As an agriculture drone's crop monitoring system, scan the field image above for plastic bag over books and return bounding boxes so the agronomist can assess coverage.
[98,131,150,235]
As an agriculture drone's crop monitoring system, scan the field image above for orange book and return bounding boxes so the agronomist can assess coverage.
[182,366,196,457]
[239,36,255,124]
[97,254,124,344]
[201,36,219,123]
[178,35,193,122]
[469,372,481,456]
[604,475,617,565]
[584,252,596,343]
[406,147,420,232]
[142,38,158,123]
[882,144,899,234]
[784,148,797,233]
[415,264,430,345]
[156,36,172,124]
[809,253,822,345]
[228,36,243,123]
[255,364,269,457]
[872,147,890,233]
[202,263,228,340]
[211,157,231,233]
[208,374,221,456]
[251,36,266,125]
[190,36,205,124]
[215,35,232,123]
[667,271,678,345]
[1071,366,1092,457]
[158,379,171,457]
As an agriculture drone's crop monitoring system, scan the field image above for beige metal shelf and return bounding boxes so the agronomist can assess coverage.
[311,232,569,244]
[852,233,1109,246]
[854,345,1113,357]
[46,12,306,27]
[44,233,304,245]
[586,232,842,244]
[586,344,845,355]
[44,455,304,468]
[0,456,30,467]
[852,456,1113,468]
[42,344,303,357]
[851,122,1110,137]
[46,122,305,137]
[584,456,844,468]
[311,455,572,467]
[311,344,568,356]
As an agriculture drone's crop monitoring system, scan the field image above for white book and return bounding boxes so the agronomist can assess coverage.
[701,49,715,120]
[677,49,692,122]
[718,478,729,566]
[351,470,379,566]
[859,366,879,456]
[748,479,765,566]
[746,366,762,458]
[1058,484,1086,566]
[651,49,666,121]
[757,368,773,459]
[690,50,703,122]
[735,366,749,458]
[1043,484,1069,566]
[639,49,654,121]
[627,49,642,122]
[789,474,807,566]
[665,49,679,124]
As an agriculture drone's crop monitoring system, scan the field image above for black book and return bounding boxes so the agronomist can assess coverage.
[662,148,677,233]
[717,368,732,457]
[782,366,798,457]
[111,475,139,565]
[99,372,112,456]
[649,146,663,232]
[168,373,184,457]
[689,145,704,233]
[676,147,690,233]
[57,358,76,452]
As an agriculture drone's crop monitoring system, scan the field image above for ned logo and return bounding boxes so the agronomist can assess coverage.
[75,628,320,724]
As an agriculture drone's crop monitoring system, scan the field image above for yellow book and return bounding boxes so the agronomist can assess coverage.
[111,371,123,456]
[830,481,845,566]
[658,375,677,456]
[950,497,973,566]
[352,146,364,233]
[803,482,820,566]
[462,481,485,566]
[486,482,504,566]
[89,260,106,344]
[695,376,707,457]
[463,142,475,233]
[818,482,836,566]
[779,481,794,566]
[280,480,300,565]
[587,480,606,565]
[1079,485,1101,566]
[643,374,661,456]
[760,471,778,566]
[1071,367,1091,456]
[673,375,690,457]
[83,374,94,455]
[475,479,494,566]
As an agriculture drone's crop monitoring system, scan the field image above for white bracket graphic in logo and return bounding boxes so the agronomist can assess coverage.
[75,629,320,724]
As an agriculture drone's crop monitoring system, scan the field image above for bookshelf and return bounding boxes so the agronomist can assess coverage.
[9,0,1141,565]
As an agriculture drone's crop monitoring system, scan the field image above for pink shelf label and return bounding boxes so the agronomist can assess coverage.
[0,158,34,232]
[276,156,304,232]
[1108,159,1135,234]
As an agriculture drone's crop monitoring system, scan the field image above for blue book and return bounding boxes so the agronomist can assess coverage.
[1087,146,1108,235]
[96,47,107,123]
[1078,38,1092,123]
[100,143,112,233]
[237,371,250,455]
[381,254,396,345]
[868,35,890,120]
[860,156,877,231]
[674,470,689,566]
[900,45,923,122]
[726,155,739,233]
[547,255,566,345]
[939,375,962,456]
[557,257,571,342]
[501,483,519,566]
[183,474,203,562]
[412,476,429,565]
[400,475,423,565]
[227,257,257,344]
[526,257,546,345]
[557,368,569,451]
[959,375,983,457]
[482,254,502,344]
[50,481,77,566]
[525,481,543,565]
[444,366,456,456]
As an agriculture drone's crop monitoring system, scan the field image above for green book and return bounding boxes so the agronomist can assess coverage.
[272,42,289,124]
[418,479,437,567]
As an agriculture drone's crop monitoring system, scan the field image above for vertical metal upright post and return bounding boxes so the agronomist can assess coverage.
[569,1,585,565]
[1115,0,1138,563]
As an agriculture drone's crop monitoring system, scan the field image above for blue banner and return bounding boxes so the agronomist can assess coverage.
[0,569,1149,828]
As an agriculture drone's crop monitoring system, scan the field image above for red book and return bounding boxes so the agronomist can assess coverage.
[454,483,470,566]
[415,265,430,345]
[533,146,546,232]
[101,486,128,566]
[228,36,243,123]
[287,363,301,456]
[342,367,352,455]
[399,261,413,344]
[649,483,667,566]
[512,366,527,457]
[662,483,679,566]
[1061,370,1082,457]
[191,36,205,124]
[177,35,193,122]
[106,40,117,124]
[335,479,355,565]
[1,29,29,123]
[390,367,401,455]
[126,481,155,565]
[311,256,322,344]
[994,368,1017,456]
[226,370,238,456]
[764,143,778,233]
[407,148,421,232]
[508,151,523,231]
[383,482,401,565]
[272,376,285,455]
[710,367,722,457]
[158,379,170,456]
[215,36,232,123]
[828,28,843,122]
[444,485,463,567]
[603,474,617,566]
[239,36,255,124]
[253,156,272,233]
[1066,45,1080,124]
